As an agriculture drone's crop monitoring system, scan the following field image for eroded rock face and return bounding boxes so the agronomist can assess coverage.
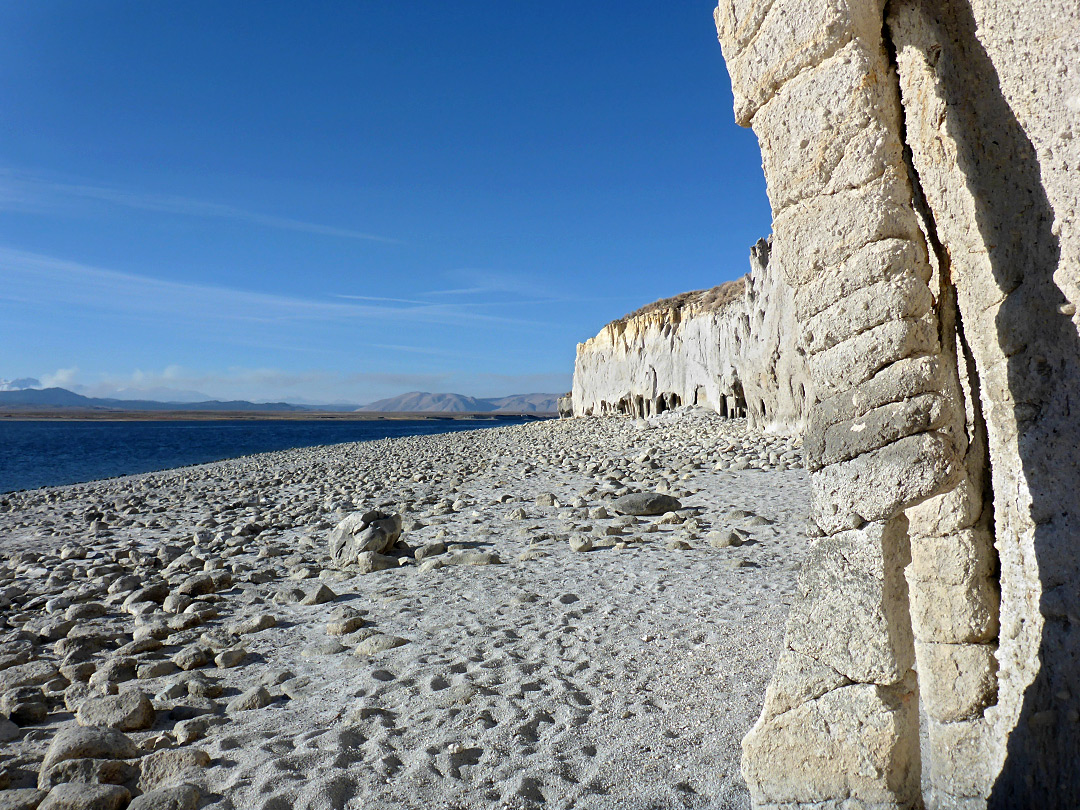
[571,239,812,434]
[715,0,1080,807]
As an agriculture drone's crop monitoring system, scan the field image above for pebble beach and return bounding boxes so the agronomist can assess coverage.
[0,410,809,810]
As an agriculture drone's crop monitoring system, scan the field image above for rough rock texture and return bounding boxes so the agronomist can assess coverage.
[715,0,1080,807]
[38,783,130,810]
[571,239,813,434]
[611,492,682,517]
[40,727,137,776]
[557,393,574,418]
[327,510,403,567]
[75,690,155,731]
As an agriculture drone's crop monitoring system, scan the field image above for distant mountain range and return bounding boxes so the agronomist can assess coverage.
[0,386,560,414]
[0,387,306,412]
[359,391,559,413]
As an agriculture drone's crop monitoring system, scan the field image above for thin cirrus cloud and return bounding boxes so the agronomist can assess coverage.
[0,247,550,329]
[368,343,479,359]
[425,268,550,298]
[0,169,401,244]
[336,292,565,313]
[337,294,435,306]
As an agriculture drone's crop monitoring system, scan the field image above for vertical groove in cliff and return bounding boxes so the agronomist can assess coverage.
[955,305,995,535]
[883,0,1000,619]
[884,9,1004,809]
[885,3,998,544]
[882,2,948,303]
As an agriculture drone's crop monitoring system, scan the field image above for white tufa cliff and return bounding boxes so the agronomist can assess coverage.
[571,238,812,435]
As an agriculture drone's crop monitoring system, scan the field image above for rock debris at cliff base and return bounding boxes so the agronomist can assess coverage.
[0,410,808,810]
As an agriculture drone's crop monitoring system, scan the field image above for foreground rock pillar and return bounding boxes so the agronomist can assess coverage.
[903,346,1000,807]
[716,2,962,806]
[712,0,976,807]
[888,3,1080,806]
[717,0,1080,807]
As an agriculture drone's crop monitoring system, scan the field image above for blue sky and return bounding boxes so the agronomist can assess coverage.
[0,1,770,404]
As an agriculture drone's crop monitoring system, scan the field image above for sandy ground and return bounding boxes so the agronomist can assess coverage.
[0,409,809,810]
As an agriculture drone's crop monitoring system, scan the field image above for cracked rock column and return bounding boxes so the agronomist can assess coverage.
[888,1,1080,805]
[716,1,966,806]
[718,0,1079,805]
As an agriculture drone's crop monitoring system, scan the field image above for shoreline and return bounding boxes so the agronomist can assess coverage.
[0,416,547,496]
[0,410,807,808]
[0,409,555,422]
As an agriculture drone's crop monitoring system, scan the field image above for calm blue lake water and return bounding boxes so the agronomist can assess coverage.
[0,418,536,493]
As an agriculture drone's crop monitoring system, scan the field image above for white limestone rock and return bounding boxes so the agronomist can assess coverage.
[572,238,811,434]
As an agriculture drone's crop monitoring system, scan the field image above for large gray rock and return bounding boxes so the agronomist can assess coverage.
[414,541,446,561]
[0,716,20,742]
[354,634,408,657]
[225,686,273,713]
[2,686,48,725]
[0,661,59,694]
[137,749,210,792]
[41,726,137,774]
[227,614,277,635]
[299,583,336,605]
[175,574,218,598]
[353,552,399,575]
[75,690,155,731]
[442,550,501,566]
[328,511,403,566]
[568,535,593,553]
[38,783,130,810]
[38,758,138,791]
[128,785,199,810]
[0,790,48,810]
[611,493,682,517]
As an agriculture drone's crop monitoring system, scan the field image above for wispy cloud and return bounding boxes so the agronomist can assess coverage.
[471,371,573,391]
[422,269,624,313]
[425,269,548,298]
[337,294,433,305]
[368,343,475,359]
[339,290,567,312]
[41,367,79,388]
[0,246,550,329]
[0,169,401,244]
